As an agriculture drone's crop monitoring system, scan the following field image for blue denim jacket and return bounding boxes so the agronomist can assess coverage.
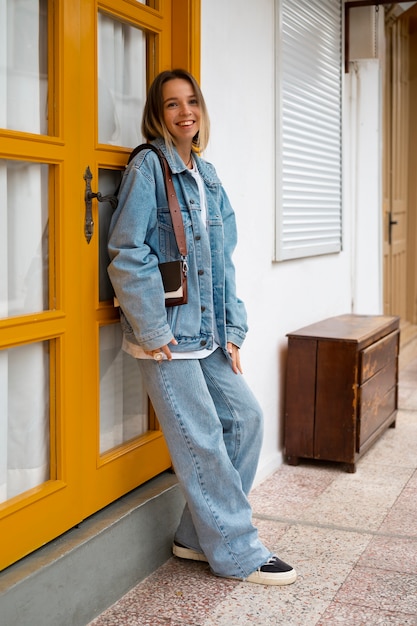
[107,137,248,354]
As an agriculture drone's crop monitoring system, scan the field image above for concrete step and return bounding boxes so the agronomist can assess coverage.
[0,472,184,626]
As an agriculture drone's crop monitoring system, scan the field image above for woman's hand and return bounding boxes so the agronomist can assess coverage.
[145,338,178,361]
[227,342,242,374]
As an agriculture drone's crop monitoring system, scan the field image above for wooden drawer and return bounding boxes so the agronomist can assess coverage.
[360,330,399,384]
[358,358,397,447]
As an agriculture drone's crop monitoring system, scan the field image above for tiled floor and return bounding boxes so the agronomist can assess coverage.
[89,352,417,626]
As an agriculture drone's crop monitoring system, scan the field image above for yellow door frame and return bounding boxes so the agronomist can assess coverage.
[0,0,200,571]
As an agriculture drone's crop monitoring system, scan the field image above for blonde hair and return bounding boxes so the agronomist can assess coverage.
[142,69,210,153]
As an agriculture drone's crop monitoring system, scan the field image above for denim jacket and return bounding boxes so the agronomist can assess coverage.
[107,137,248,354]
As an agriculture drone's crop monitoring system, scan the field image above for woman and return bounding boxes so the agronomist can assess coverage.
[107,69,296,586]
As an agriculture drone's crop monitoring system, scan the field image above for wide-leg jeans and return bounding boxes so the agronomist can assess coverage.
[136,348,272,579]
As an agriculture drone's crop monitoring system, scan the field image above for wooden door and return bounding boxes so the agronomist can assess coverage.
[407,15,417,328]
[383,20,408,319]
[0,0,200,571]
[383,12,417,344]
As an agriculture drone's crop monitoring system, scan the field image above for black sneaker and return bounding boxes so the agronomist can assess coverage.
[172,540,208,563]
[245,555,297,586]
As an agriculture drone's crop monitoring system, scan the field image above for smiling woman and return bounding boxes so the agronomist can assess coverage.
[106,69,297,587]
[141,69,210,162]
[162,79,201,164]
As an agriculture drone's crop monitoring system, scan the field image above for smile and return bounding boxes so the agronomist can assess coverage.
[177,121,194,127]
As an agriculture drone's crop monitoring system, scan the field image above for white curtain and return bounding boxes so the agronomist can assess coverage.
[97,13,148,451]
[0,161,7,501]
[0,0,49,503]
[98,12,146,147]
[100,325,148,454]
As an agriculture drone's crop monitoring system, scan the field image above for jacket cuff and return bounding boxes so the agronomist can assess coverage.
[138,325,174,352]
[226,327,246,349]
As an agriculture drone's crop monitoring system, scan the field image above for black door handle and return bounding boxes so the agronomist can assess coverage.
[83,166,118,244]
[388,213,398,245]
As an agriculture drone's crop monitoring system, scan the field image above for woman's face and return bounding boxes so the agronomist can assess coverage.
[162,78,201,148]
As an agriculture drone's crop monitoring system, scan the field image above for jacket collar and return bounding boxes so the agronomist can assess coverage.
[151,138,221,186]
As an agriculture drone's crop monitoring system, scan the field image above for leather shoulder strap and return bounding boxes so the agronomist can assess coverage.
[126,143,161,166]
[120,143,187,257]
[158,155,187,257]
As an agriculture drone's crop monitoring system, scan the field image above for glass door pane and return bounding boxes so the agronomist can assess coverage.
[0,160,49,319]
[0,341,50,502]
[99,324,148,454]
[98,13,147,147]
[96,15,151,457]
[0,0,48,134]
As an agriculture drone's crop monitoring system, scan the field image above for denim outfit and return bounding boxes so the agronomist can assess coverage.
[107,138,271,578]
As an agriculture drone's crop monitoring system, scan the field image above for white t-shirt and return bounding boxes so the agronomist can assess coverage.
[123,159,220,360]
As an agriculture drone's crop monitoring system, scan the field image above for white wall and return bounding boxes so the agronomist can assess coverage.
[200,0,383,482]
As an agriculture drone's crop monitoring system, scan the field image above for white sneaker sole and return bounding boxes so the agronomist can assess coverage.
[172,542,208,563]
[245,568,297,586]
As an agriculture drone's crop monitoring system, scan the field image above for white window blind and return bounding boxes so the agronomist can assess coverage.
[275,0,342,261]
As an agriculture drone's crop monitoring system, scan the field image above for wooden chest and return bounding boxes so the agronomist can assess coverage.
[284,314,400,472]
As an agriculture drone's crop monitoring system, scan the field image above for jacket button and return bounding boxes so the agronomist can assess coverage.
[195,235,201,241]
[201,306,206,312]
[190,199,195,204]
[198,269,204,276]
[200,340,207,347]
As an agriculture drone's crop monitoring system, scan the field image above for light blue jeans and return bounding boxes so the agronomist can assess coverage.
[136,348,272,579]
